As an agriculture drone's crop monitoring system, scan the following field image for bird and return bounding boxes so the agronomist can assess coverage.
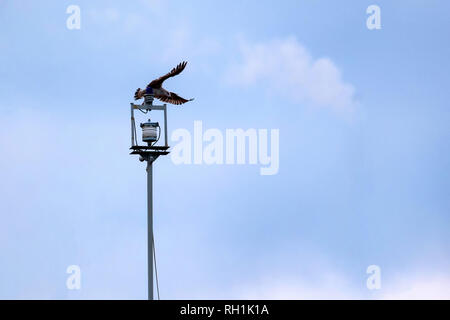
[134,61,194,105]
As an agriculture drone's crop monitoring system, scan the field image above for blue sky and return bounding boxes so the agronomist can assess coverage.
[0,0,449,299]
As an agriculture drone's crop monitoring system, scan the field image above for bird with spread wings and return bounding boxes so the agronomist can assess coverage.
[134,61,194,105]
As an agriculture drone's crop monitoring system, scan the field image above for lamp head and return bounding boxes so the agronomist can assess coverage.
[140,120,159,144]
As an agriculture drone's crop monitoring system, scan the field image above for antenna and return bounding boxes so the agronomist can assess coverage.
[130,94,170,300]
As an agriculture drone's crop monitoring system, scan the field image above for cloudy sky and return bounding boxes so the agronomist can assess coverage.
[0,0,449,299]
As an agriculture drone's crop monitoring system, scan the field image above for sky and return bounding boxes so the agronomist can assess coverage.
[0,0,449,299]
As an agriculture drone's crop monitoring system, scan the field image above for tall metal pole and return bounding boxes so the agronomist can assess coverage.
[131,98,169,300]
[146,158,153,300]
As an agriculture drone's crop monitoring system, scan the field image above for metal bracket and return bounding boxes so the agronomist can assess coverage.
[130,94,169,149]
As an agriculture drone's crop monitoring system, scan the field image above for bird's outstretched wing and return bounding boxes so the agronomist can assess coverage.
[148,61,187,88]
[157,92,194,105]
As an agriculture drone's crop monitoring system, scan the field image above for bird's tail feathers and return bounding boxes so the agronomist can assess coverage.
[134,88,142,100]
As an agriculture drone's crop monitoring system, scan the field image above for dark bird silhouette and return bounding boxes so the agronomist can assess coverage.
[134,61,194,105]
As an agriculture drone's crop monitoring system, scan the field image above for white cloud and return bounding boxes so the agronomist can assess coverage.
[161,26,221,63]
[226,36,357,113]
[233,273,358,300]
[88,7,120,24]
[138,0,167,15]
[379,274,450,300]
[229,272,450,300]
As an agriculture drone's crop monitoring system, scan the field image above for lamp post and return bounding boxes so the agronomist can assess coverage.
[130,94,169,300]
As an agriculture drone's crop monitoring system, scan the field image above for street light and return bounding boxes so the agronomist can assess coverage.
[130,94,170,300]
